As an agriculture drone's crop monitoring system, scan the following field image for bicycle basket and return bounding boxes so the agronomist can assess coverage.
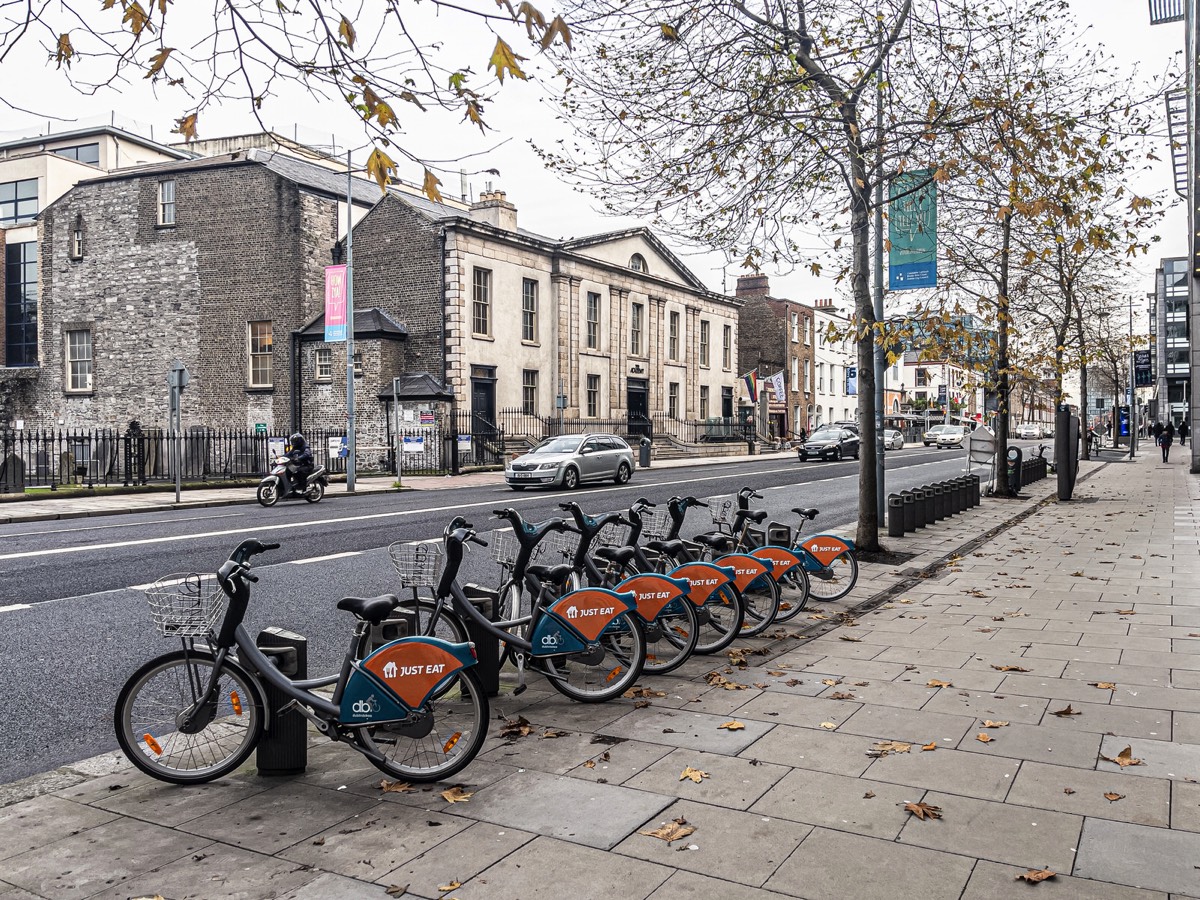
[143,574,225,637]
[491,531,520,569]
[708,497,735,528]
[538,530,580,562]
[387,542,444,588]
[639,509,671,542]
[595,522,631,550]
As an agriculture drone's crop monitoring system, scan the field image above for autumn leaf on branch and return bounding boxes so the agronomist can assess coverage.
[54,33,75,68]
[172,113,198,141]
[338,15,356,49]
[144,46,173,79]
[489,38,527,83]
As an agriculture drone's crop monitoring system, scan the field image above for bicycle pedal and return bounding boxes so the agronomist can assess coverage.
[513,683,528,696]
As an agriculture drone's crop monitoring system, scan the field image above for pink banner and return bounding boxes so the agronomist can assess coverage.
[324,265,348,342]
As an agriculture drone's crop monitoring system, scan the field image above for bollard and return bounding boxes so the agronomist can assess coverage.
[970,473,981,506]
[901,490,917,533]
[947,478,961,514]
[255,627,309,776]
[931,483,946,521]
[888,494,905,537]
[462,585,501,697]
[920,486,936,526]
[910,488,928,528]
[955,477,969,512]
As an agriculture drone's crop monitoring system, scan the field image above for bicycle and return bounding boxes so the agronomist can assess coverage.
[115,539,489,785]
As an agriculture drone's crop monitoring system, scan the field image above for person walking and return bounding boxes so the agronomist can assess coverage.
[1180,419,1190,448]
[1153,421,1164,444]
[1159,421,1175,463]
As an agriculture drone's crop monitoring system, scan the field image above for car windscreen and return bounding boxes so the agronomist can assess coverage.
[532,437,582,454]
[809,431,840,442]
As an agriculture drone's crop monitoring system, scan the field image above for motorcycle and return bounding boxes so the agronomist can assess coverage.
[257,456,328,507]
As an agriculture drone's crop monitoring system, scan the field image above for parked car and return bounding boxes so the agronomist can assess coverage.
[505,433,634,491]
[935,425,970,448]
[798,427,860,461]
[922,424,955,446]
[1016,422,1042,440]
[884,429,905,451]
[831,420,860,434]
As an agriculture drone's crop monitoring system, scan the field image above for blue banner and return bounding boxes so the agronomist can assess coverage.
[889,172,938,291]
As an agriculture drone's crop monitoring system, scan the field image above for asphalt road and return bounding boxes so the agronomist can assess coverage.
[0,445,996,784]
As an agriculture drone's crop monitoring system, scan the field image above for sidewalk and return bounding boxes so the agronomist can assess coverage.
[2,451,1198,899]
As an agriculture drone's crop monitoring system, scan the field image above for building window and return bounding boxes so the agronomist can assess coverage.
[700,385,710,420]
[522,278,538,342]
[586,374,600,417]
[805,316,813,345]
[699,320,710,367]
[791,356,799,391]
[805,359,812,392]
[472,267,492,336]
[315,347,332,381]
[668,311,680,360]
[522,369,538,414]
[352,351,364,378]
[4,242,38,366]
[53,143,100,166]
[916,368,928,387]
[65,329,92,392]
[248,321,273,387]
[586,292,601,349]
[791,312,799,343]
[69,213,85,260]
[630,302,644,356]
[819,362,826,391]
[668,382,680,418]
[157,179,176,226]
[629,253,648,273]
[722,324,732,370]
[0,179,38,225]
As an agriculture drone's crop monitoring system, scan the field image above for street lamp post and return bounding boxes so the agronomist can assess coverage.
[1129,295,1138,457]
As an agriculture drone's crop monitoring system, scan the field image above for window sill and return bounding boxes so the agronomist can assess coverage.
[68,255,84,263]
[246,386,274,394]
[521,340,540,348]
[155,223,176,230]
[64,390,94,397]
[314,378,332,384]
[472,333,495,342]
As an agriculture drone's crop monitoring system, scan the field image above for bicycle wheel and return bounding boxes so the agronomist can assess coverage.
[114,650,264,785]
[616,563,699,675]
[738,574,781,637]
[692,583,745,655]
[806,550,859,602]
[542,611,646,702]
[354,666,489,783]
[772,565,813,622]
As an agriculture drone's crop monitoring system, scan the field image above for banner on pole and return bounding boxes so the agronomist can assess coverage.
[769,371,787,402]
[846,366,858,396]
[888,171,938,290]
[324,265,348,342]
[742,370,759,404]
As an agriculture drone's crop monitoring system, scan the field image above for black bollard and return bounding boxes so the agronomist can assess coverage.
[901,490,917,533]
[255,627,309,776]
[888,494,905,537]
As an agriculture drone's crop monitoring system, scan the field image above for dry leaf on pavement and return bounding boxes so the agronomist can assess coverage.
[863,790,876,798]
[704,672,748,691]
[991,665,1029,672]
[809,613,830,620]
[1089,682,1117,690]
[1015,869,1056,884]
[1100,746,1144,768]
[976,733,994,743]
[767,670,786,677]
[981,720,1009,728]
[785,678,804,686]
[921,741,938,751]
[640,816,696,843]
[541,728,568,739]
[680,766,710,783]
[828,691,857,700]
[839,635,862,643]
[634,700,652,709]
[718,720,746,731]
[927,679,953,688]
[821,678,842,686]
[1115,609,1136,615]
[583,760,596,769]
[385,887,409,897]
[1050,705,1081,717]
[1063,788,1075,795]
[499,716,534,738]
[904,801,942,820]
[441,786,474,803]
[1103,792,1125,802]
[868,740,912,757]
[624,686,666,699]
[438,881,463,892]
[819,722,837,729]
[379,779,415,793]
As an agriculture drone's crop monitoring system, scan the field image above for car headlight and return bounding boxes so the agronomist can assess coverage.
[535,462,560,470]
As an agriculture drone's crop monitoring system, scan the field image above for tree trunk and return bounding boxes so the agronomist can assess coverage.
[995,212,1012,495]
[848,141,879,552]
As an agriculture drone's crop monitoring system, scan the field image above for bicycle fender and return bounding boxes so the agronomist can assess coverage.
[714,553,775,592]
[613,573,691,622]
[666,562,736,606]
[341,637,475,722]
[799,534,855,567]
[749,545,803,579]
[532,587,637,654]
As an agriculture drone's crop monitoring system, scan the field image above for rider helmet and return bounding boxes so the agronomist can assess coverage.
[289,432,307,451]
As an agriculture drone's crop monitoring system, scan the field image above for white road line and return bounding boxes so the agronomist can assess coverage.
[2,513,244,539]
[289,551,362,565]
[0,603,32,613]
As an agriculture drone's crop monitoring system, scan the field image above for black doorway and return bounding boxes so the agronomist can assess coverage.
[627,378,651,437]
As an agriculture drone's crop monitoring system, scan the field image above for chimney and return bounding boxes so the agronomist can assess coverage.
[468,190,517,232]
[814,298,834,309]
[735,274,770,299]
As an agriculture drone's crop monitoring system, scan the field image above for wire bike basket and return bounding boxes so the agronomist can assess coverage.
[707,497,735,530]
[595,522,631,550]
[143,574,225,637]
[387,542,444,589]
[639,509,671,542]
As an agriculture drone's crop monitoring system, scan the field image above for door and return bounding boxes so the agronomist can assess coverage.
[627,378,650,437]
[580,436,607,481]
[470,366,497,438]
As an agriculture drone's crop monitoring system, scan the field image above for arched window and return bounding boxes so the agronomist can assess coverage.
[628,253,647,273]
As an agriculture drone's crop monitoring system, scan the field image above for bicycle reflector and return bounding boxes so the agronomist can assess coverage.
[443,732,463,754]
[605,666,623,683]
[143,734,163,756]
[230,691,243,716]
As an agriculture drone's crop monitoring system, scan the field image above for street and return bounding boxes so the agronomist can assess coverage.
[0,447,984,784]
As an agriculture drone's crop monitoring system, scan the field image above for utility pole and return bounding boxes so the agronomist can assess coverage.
[872,15,887,525]
[345,150,356,492]
[1129,295,1138,457]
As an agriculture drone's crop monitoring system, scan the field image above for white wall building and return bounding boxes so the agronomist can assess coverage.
[811,298,857,429]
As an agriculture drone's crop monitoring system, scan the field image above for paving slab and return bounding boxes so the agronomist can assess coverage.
[621,747,788,810]
[283,872,395,899]
[956,719,1103,768]
[748,766,918,838]
[920,688,1049,725]
[861,745,1020,801]
[834,703,975,747]
[85,771,272,826]
[1038,698,1173,740]
[1171,780,1200,833]
[1006,760,1171,826]
[562,736,675,786]
[763,826,975,900]
[738,724,877,777]
[645,870,796,900]
[960,858,1167,900]
[0,794,117,863]
[375,822,536,898]
[815,677,938,709]
[1097,735,1200,782]
[732,690,862,729]
[600,706,775,755]
[614,798,811,887]
[1075,818,1200,895]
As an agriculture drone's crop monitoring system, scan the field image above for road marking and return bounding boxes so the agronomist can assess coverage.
[2,513,244,539]
[0,603,31,613]
[289,551,362,565]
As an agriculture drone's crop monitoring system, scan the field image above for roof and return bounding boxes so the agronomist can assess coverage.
[298,307,409,340]
[0,125,195,161]
[377,373,455,402]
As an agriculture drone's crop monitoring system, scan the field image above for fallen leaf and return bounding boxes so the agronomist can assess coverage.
[718,720,746,731]
[312,837,326,845]
[753,682,768,689]
[1015,869,1056,884]
[828,691,857,700]
[1115,609,1136,615]
[1100,746,1144,768]
[499,715,534,738]
[1103,792,1125,802]
[809,613,830,620]
[991,665,1029,672]
[624,686,666,699]
[385,887,409,898]
[904,801,942,820]
[819,722,837,729]
[863,790,877,799]
[541,728,568,739]
[821,679,843,686]
[704,672,748,691]
[868,740,912,757]
[785,678,804,686]
[639,816,696,843]
[680,766,710,783]
[583,760,596,769]
[921,741,938,751]
[1089,682,1117,690]
[441,786,474,803]
[767,670,786,677]
[634,700,652,709]
[379,779,415,794]
[976,733,994,743]
[438,881,462,892]
[1063,787,1075,795]
[927,679,953,688]
[854,681,870,686]
[839,635,863,643]
[981,720,1009,728]
[899,598,913,604]
[1050,705,1081,717]
[977,627,993,633]
[601,751,611,761]
[992,616,1005,622]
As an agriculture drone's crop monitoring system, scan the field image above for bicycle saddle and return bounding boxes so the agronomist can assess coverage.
[694,533,736,551]
[527,563,575,585]
[645,539,686,555]
[792,507,819,520]
[595,546,637,565]
[336,594,400,625]
[738,510,768,524]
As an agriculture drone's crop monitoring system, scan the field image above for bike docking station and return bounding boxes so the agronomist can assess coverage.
[887,475,981,538]
[253,627,309,776]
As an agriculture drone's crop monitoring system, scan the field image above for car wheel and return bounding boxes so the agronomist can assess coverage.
[799,453,808,462]
[614,462,631,485]
[562,467,579,490]
[853,445,860,459]
[833,447,842,461]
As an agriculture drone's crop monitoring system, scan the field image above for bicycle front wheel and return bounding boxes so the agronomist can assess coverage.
[772,565,813,622]
[738,574,781,637]
[543,611,646,702]
[692,583,745,655]
[616,563,699,676]
[354,666,489,782]
[807,551,859,602]
[114,650,264,785]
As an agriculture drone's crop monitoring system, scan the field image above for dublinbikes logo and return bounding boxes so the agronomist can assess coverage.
[351,695,381,718]
[540,630,565,649]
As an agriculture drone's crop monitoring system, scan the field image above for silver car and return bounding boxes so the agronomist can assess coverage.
[884,429,905,450]
[506,433,635,491]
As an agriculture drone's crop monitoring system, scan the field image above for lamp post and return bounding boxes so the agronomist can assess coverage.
[1129,295,1138,457]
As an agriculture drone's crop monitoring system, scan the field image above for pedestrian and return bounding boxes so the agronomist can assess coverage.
[1180,420,1190,448]
[1159,422,1174,463]
[1153,421,1164,443]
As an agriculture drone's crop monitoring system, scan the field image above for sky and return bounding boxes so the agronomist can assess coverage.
[1,0,1187,313]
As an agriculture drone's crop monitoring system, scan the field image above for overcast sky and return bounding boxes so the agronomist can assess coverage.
[3,0,1185,312]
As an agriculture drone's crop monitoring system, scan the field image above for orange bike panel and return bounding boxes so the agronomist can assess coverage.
[614,573,688,620]
[800,535,852,567]
[716,554,773,591]
[749,546,803,578]
[363,643,465,709]
[548,589,629,641]
[667,563,735,605]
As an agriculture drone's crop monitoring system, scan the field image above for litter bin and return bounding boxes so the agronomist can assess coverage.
[638,437,652,468]
[1006,446,1024,495]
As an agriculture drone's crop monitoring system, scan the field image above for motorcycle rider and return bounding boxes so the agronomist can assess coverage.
[285,433,315,493]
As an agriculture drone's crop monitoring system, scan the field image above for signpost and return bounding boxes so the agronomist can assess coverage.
[167,360,189,504]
